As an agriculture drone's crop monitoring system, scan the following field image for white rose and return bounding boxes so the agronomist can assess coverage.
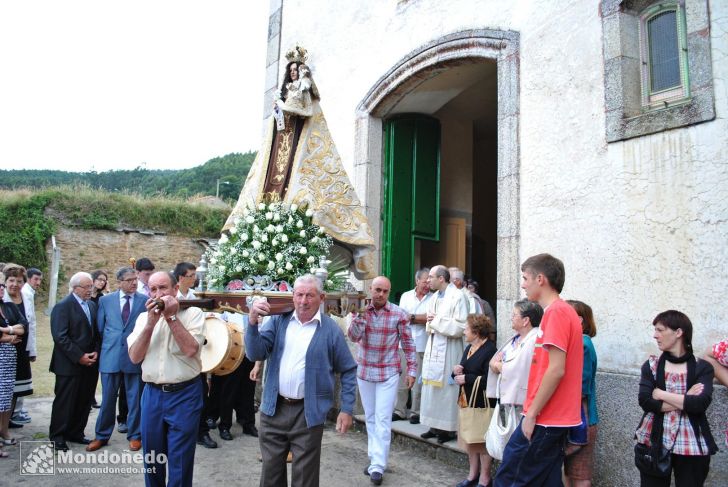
[285,262,293,270]
[271,239,278,247]
[275,253,283,261]
[276,225,283,232]
[260,234,268,242]
[267,261,275,270]
[305,209,314,217]
[265,212,273,220]
[307,256,315,264]
[229,247,236,255]
[288,216,294,224]
[253,224,260,233]
[311,236,319,243]
[242,250,250,257]
[240,233,248,241]
[266,225,275,233]
[277,268,283,275]
[258,203,266,210]
[236,265,243,272]
[250,258,257,264]
[209,257,217,264]
[296,220,303,228]
[290,204,298,212]
[252,241,261,249]
[246,216,254,224]
[258,252,266,261]
[229,226,238,235]
[317,227,325,234]
[281,235,289,243]
[273,213,280,222]
[219,234,229,244]
[233,217,241,225]
[299,230,306,237]
[299,247,307,255]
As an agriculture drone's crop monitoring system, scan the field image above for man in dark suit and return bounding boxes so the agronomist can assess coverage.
[87,267,147,452]
[49,272,101,451]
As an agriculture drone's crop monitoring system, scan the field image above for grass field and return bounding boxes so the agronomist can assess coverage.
[33,307,101,398]
[33,310,56,397]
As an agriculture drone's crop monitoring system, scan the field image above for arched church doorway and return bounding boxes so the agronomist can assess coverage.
[381,62,498,305]
[355,30,520,334]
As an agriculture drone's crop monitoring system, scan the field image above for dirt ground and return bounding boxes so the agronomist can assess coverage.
[0,396,464,486]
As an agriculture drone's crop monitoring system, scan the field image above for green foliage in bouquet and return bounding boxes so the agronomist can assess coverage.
[206,202,338,289]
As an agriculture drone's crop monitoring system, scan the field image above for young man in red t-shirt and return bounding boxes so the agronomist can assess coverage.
[495,253,584,486]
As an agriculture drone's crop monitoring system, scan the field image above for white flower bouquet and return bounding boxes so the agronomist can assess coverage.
[205,202,334,290]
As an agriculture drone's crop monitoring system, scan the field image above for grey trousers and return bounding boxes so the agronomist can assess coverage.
[259,399,324,487]
[394,350,423,418]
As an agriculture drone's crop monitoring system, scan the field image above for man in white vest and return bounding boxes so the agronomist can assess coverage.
[419,265,469,444]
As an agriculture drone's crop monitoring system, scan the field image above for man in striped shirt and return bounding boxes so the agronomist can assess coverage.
[348,276,417,485]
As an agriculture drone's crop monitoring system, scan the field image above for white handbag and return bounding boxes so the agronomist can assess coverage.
[485,376,519,460]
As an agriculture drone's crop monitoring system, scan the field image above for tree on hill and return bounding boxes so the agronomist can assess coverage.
[0,151,255,202]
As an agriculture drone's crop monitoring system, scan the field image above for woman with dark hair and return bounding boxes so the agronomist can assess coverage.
[634,310,717,486]
[89,270,108,305]
[487,299,543,414]
[0,272,26,453]
[703,339,728,448]
[2,265,32,414]
[564,300,598,487]
[453,314,497,487]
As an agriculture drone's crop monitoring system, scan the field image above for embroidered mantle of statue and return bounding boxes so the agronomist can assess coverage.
[224,46,375,279]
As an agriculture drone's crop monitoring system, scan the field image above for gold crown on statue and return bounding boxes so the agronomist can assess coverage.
[285,45,308,64]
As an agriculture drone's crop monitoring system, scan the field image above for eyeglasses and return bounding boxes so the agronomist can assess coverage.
[120,277,138,283]
[75,284,93,290]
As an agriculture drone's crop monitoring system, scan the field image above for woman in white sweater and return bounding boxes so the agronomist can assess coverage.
[487,299,543,412]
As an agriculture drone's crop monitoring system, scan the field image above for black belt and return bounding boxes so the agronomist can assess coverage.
[278,394,303,404]
[148,377,198,393]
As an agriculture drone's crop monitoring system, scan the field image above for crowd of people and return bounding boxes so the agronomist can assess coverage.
[0,252,725,487]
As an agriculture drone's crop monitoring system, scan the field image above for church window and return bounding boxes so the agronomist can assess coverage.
[639,4,689,108]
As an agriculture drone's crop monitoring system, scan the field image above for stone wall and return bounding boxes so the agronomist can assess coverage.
[47,226,210,293]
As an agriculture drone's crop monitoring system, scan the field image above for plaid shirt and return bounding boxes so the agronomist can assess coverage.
[348,302,417,382]
[634,356,709,455]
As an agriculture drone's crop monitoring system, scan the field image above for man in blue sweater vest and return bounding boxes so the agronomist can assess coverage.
[246,273,357,487]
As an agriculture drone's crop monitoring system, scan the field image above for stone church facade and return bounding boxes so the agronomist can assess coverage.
[260,1,727,484]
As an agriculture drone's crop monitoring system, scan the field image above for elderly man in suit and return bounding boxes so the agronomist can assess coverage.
[87,267,147,452]
[246,274,357,487]
[49,272,101,452]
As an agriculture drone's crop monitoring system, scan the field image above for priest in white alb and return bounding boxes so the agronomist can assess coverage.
[419,265,469,444]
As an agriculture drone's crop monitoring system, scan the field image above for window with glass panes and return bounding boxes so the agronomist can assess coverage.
[639,3,689,108]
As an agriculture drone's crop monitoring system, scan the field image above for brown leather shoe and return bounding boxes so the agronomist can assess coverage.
[129,439,142,451]
[86,439,108,452]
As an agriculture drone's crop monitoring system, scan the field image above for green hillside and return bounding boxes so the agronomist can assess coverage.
[0,151,255,202]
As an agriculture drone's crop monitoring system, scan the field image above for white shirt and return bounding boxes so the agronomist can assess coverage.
[119,291,136,312]
[176,288,197,300]
[278,310,321,399]
[20,283,37,356]
[137,280,151,297]
[127,307,206,384]
[398,289,433,352]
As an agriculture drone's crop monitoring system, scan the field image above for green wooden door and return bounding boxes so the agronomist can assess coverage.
[382,115,440,301]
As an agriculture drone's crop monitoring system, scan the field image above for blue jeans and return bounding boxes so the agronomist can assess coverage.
[494,418,567,487]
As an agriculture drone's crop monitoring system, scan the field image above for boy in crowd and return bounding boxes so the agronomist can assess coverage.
[495,253,583,486]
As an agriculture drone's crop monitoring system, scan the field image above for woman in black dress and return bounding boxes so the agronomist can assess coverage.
[0,273,26,453]
[453,315,497,487]
[2,265,31,408]
[89,270,108,305]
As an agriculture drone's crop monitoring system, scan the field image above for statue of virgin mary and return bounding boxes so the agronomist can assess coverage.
[224,46,376,279]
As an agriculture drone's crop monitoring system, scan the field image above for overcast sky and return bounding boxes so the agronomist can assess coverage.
[0,1,268,172]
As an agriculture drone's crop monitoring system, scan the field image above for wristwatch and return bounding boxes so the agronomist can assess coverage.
[410,314,415,323]
[167,315,178,322]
